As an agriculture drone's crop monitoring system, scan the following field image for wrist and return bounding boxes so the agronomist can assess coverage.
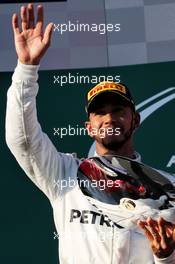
[18,58,40,66]
[154,248,175,259]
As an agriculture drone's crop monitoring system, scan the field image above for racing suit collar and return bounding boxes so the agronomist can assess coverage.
[94,151,141,162]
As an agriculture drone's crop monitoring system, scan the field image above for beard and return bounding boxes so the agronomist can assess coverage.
[96,127,133,151]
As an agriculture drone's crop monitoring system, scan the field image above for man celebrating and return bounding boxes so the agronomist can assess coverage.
[6,3,175,263]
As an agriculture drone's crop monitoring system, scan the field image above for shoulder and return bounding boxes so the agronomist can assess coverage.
[154,168,175,185]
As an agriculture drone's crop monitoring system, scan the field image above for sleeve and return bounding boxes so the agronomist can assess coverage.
[5,61,79,202]
[154,250,175,264]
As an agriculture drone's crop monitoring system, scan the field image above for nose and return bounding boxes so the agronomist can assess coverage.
[103,113,116,126]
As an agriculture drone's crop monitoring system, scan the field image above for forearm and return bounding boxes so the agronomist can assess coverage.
[6,61,40,152]
[6,61,78,201]
[5,61,60,200]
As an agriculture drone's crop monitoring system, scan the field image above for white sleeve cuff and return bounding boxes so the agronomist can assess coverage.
[12,60,40,83]
[154,250,175,264]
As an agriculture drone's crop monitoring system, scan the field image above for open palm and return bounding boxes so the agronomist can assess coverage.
[12,4,53,65]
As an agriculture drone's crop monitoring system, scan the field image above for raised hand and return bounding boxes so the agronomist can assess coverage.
[12,3,53,65]
[138,217,175,259]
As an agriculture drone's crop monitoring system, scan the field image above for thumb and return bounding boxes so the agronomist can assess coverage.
[42,22,53,46]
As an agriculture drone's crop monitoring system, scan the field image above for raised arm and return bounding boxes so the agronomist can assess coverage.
[6,4,78,201]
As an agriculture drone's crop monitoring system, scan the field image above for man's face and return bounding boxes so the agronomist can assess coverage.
[85,96,139,151]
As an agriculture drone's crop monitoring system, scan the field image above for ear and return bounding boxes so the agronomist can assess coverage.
[133,112,140,129]
[85,121,94,138]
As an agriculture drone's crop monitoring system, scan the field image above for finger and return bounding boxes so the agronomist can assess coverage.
[36,5,43,33]
[21,6,28,31]
[28,3,35,29]
[159,217,175,237]
[158,218,169,247]
[12,13,20,35]
[147,217,161,242]
[137,220,154,241]
[173,227,175,241]
[166,226,174,238]
[147,217,159,231]
[42,23,53,46]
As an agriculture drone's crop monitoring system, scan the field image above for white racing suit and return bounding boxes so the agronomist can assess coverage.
[5,62,175,264]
